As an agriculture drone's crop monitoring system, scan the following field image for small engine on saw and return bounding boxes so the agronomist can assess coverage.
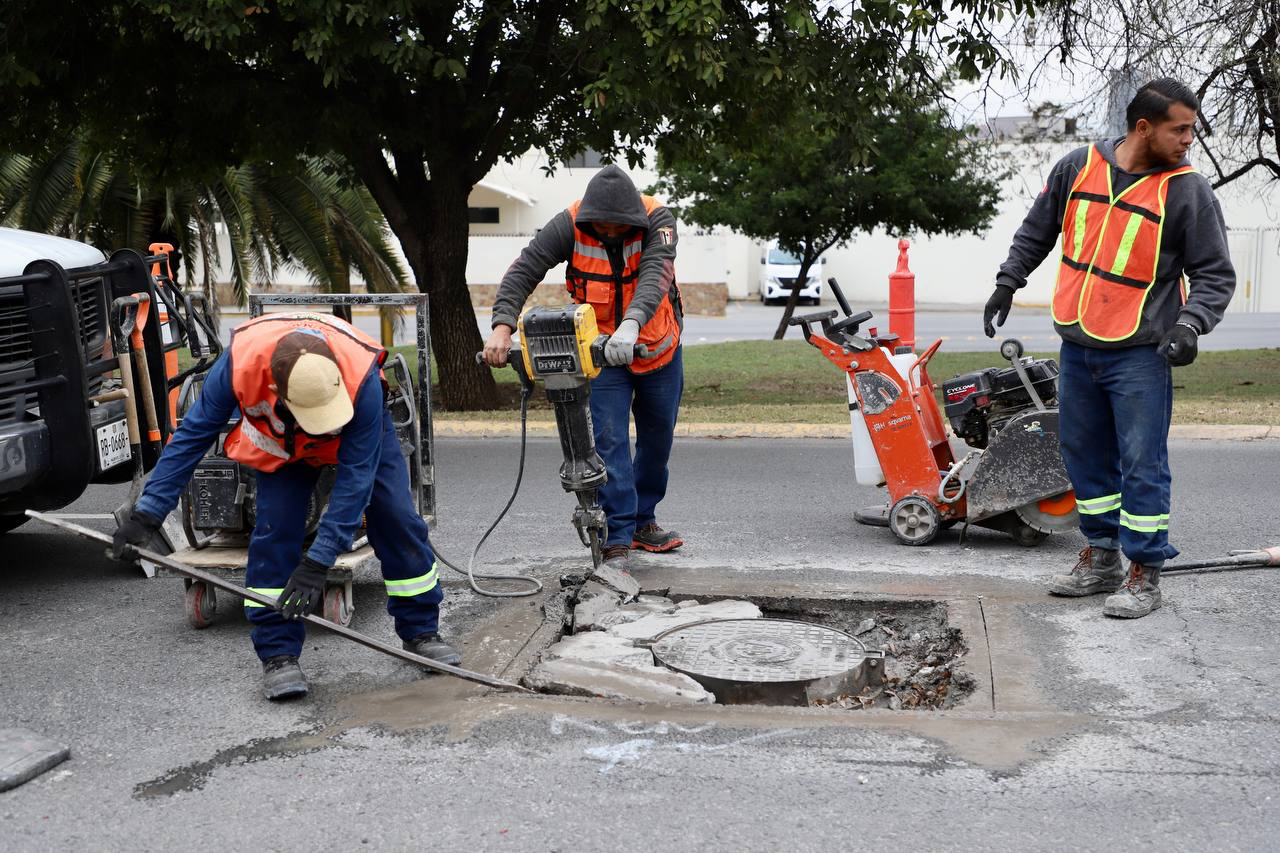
[941,358,1060,449]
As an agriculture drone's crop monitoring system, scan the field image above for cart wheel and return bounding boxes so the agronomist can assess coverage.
[889,496,942,546]
[323,585,354,627]
[185,581,217,629]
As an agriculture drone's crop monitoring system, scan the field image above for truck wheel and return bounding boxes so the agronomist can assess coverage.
[889,496,942,546]
[0,515,28,535]
[185,581,217,629]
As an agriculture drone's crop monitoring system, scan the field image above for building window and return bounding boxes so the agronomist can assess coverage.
[564,149,607,169]
[468,207,500,224]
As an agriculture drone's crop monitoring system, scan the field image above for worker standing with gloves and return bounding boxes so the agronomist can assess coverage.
[483,165,684,570]
[988,79,1235,619]
[113,312,460,700]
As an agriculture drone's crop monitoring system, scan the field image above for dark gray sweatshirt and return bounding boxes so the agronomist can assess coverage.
[997,137,1236,348]
[491,165,680,331]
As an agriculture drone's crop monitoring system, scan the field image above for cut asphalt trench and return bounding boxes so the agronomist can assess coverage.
[2,436,1279,850]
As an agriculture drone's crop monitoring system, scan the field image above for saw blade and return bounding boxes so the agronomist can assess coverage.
[1015,492,1079,534]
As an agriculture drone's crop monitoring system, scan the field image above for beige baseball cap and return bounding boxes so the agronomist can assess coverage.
[270,330,353,435]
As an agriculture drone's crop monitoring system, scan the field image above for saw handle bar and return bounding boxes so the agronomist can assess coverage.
[788,278,874,350]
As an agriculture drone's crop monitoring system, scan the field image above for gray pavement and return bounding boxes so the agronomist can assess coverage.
[3,436,1280,849]
[220,302,1280,351]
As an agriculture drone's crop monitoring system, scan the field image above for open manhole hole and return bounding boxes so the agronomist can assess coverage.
[651,618,885,706]
[523,584,975,711]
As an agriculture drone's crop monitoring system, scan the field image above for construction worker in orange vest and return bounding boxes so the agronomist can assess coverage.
[988,79,1236,619]
[112,312,459,699]
[484,165,685,570]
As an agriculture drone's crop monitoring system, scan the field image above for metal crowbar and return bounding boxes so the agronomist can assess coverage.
[26,511,532,694]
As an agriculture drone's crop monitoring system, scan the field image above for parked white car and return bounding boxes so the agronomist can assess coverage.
[758,242,824,305]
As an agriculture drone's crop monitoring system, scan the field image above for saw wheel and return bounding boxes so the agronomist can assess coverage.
[1015,490,1079,535]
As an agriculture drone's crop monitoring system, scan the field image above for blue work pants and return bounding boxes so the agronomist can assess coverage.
[588,346,684,547]
[1058,340,1178,567]
[244,407,441,660]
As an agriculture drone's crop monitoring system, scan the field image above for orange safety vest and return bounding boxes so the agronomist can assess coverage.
[224,312,385,472]
[1053,145,1195,341]
[564,196,682,373]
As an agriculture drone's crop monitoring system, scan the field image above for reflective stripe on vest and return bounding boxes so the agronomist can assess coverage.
[1051,145,1195,341]
[564,196,681,374]
[224,312,385,472]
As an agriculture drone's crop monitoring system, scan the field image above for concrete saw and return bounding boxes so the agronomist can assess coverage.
[1015,491,1079,534]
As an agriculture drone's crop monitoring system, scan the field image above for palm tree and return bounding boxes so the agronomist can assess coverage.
[0,139,408,330]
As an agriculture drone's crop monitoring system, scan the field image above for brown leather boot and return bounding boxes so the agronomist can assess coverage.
[1048,546,1125,596]
[1103,562,1163,618]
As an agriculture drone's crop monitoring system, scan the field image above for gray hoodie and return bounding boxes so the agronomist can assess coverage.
[996,138,1235,348]
[491,165,680,331]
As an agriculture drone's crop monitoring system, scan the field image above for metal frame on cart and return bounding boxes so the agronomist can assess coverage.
[247,292,436,524]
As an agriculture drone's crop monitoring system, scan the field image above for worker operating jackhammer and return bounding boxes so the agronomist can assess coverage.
[987,79,1236,619]
[112,312,461,700]
[484,165,686,571]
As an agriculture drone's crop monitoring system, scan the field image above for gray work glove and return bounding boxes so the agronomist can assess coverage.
[604,319,641,366]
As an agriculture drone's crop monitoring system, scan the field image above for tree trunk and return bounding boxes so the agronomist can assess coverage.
[406,176,500,410]
[772,257,816,340]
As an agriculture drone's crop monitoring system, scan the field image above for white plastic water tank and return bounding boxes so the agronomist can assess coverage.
[847,346,923,487]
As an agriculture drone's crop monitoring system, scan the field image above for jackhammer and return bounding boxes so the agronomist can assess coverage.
[474,304,646,571]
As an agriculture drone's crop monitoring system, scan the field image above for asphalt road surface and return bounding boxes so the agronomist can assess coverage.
[3,436,1280,850]
[221,302,1280,351]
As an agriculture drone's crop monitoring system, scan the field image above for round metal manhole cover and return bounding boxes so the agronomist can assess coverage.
[651,619,869,684]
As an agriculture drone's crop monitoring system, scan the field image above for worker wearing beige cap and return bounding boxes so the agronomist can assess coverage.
[112,311,458,700]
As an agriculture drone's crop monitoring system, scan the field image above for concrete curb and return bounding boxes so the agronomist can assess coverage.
[434,420,1280,441]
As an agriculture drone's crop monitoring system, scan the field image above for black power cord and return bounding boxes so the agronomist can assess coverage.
[425,385,543,598]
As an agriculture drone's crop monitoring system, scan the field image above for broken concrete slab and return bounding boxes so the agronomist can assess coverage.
[606,599,763,644]
[541,632,656,669]
[595,597,680,630]
[572,580,624,632]
[0,729,70,792]
[588,562,640,600]
[523,658,714,704]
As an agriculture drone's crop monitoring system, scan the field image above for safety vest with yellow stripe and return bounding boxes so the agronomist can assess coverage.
[224,312,385,473]
[564,196,681,374]
[1053,145,1195,342]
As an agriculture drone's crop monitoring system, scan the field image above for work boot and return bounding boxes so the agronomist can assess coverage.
[262,655,309,701]
[403,632,462,667]
[632,523,684,553]
[1103,563,1163,619]
[601,544,630,569]
[1047,546,1125,597]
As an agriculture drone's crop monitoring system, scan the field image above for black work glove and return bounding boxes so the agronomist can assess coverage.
[983,284,1016,338]
[278,557,328,620]
[1157,322,1199,366]
[111,510,163,562]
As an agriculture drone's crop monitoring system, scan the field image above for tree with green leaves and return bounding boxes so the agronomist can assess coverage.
[0,0,1033,407]
[0,141,407,319]
[653,91,1005,339]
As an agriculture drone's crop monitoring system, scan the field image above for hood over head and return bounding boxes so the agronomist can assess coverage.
[575,165,650,230]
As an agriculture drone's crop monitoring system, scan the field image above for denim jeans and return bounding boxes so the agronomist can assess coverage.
[244,406,442,661]
[1058,340,1177,567]
[588,346,684,547]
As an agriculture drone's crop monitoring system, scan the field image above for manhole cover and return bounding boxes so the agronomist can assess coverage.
[652,618,884,706]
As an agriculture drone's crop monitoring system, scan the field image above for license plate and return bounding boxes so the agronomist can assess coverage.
[96,420,131,471]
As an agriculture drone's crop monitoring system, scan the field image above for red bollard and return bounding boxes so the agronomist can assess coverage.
[888,238,915,351]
